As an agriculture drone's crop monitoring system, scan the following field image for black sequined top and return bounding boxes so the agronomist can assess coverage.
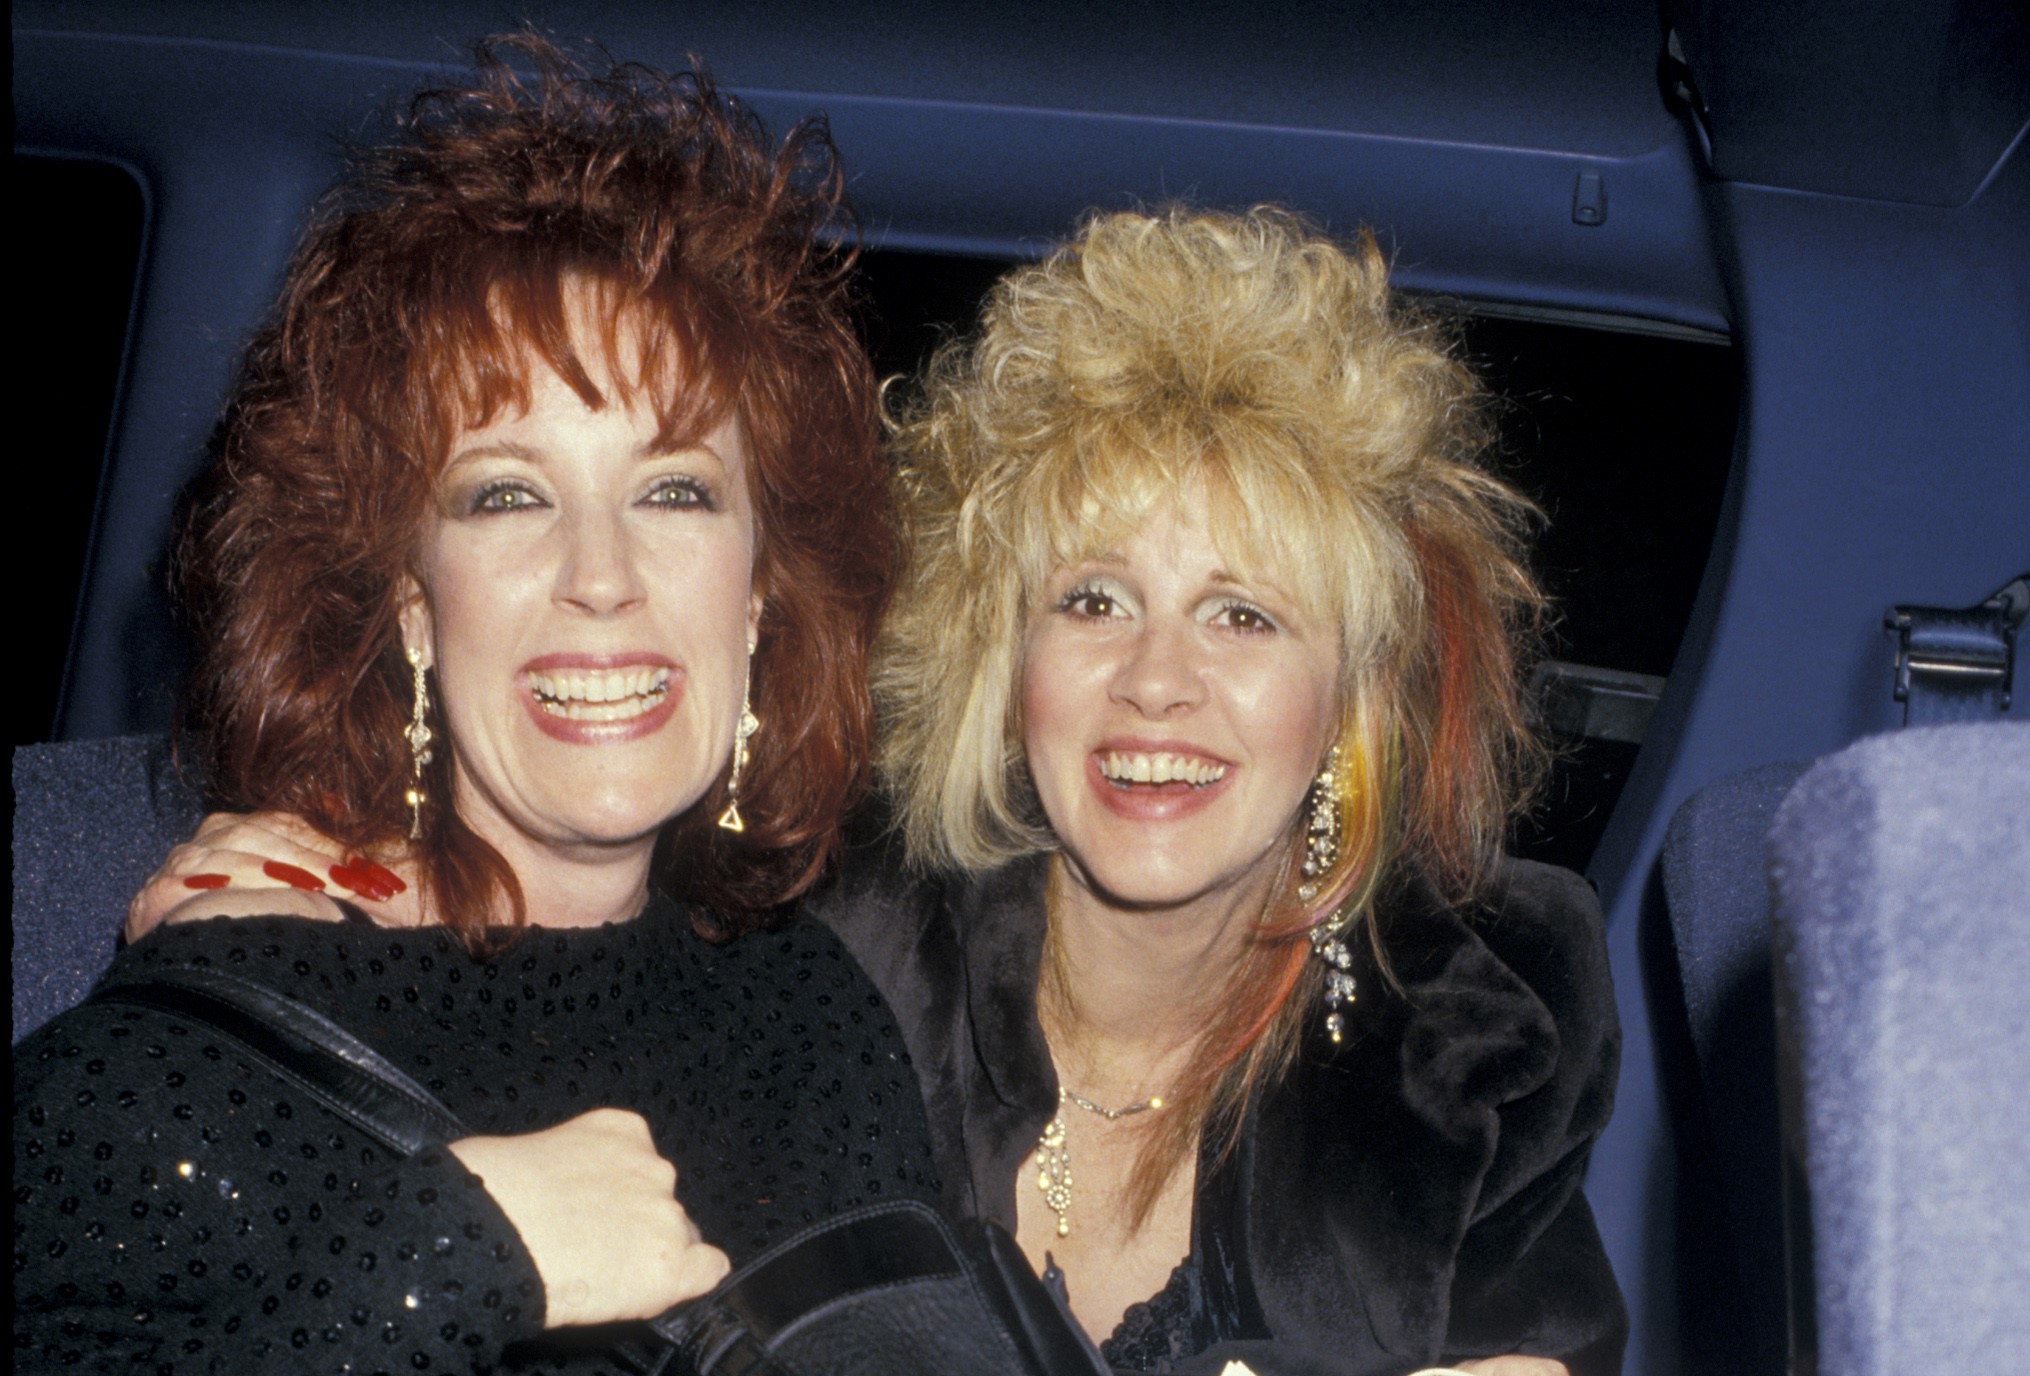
[12,895,940,1373]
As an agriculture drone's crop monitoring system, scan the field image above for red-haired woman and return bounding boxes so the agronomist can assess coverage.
[13,39,937,1372]
[845,207,1626,1375]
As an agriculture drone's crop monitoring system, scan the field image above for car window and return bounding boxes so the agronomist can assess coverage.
[17,155,146,747]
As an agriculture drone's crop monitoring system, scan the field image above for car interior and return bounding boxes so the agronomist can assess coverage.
[13,2,2028,1371]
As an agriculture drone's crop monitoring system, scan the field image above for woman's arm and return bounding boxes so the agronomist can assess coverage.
[15,999,542,1370]
[14,1000,725,1369]
[1440,861,1626,1376]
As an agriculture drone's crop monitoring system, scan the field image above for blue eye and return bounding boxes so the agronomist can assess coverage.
[642,476,715,510]
[470,480,545,514]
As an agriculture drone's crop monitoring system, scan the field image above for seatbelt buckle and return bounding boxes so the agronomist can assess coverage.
[1886,574,2027,723]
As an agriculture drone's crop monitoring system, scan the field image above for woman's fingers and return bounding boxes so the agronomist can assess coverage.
[126,813,425,941]
[181,812,410,897]
[226,812,411,898]
[449,1109,732,1329]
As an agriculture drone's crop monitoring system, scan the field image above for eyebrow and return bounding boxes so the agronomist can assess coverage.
[442,437,729,469]
[444,439,541,468]
[1068,555,1247,588]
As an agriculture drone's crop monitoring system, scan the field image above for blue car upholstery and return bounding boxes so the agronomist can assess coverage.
[1769,722,2030,1372]
[10,735,205,1043]
[1655,761,1808,1372]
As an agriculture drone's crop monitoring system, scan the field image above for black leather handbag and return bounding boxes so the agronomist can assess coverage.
[89,966,1107,1376]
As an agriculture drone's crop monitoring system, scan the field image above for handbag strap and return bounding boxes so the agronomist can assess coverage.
[87,965,686,1374]
[646,1200,1109,1376]
[650,1201,965,1373]
[89,965,470,1154]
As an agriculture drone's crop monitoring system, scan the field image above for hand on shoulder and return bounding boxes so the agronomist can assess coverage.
[126,810,422,941]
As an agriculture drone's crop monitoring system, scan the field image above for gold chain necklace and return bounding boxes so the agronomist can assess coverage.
[1035,1085,1164,1237]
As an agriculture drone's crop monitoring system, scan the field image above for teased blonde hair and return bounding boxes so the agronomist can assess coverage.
[876,206,1548,1222]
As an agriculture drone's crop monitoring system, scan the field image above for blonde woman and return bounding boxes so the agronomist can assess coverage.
[824,208,1624,1374]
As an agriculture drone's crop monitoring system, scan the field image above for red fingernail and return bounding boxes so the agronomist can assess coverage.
[183,874,231,890]
[343,855,405,897]
[329,865,391,901]
[263,860,326,891]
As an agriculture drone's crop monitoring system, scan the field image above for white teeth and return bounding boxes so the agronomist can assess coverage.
[528,666,670,718]
[1098,751,1227,787]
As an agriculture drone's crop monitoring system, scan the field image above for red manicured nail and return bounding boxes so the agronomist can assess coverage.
[263,860,326,891]
[329,865,391,901]
[347,856,408,895]
[183,874,231,890]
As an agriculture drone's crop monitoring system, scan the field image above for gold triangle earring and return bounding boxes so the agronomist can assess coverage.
[717,661,761,834]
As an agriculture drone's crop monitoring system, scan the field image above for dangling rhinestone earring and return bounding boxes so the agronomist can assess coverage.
[717,666,761,834]
[1297,746,1342,904]
[1311,914,1358,1044]
[403,647,434,840]
[1298,746,1357,1042]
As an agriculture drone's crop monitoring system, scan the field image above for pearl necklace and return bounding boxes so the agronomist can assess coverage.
[1035,1085,1164,1237]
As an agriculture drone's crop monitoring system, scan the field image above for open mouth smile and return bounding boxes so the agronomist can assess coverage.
[527,665,671,722]
[1086,746,1234,822]
[1097,750,1229,788]
[518,655,681,743]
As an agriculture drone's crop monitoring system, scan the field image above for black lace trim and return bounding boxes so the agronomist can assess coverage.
[1098,1254,1204,1371]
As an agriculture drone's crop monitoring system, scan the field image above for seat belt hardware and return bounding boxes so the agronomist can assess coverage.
[1886,574,2027,723]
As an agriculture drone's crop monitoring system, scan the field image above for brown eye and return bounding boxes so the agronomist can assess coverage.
[1058,582,1123,619]
[1213,600,1277,633]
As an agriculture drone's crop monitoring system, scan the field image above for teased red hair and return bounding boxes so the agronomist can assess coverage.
[179,35,892,946]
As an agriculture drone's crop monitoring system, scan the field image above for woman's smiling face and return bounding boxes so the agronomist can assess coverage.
[1020,485,1342,917]
[401,302,761,867]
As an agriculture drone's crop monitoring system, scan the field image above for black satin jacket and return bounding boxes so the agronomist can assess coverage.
[811,849,1628,1376]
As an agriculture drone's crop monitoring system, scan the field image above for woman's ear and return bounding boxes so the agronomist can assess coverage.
[747,588,764,656]
[397,575,435,671]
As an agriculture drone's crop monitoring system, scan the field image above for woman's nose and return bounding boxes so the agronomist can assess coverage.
[1110,618,1206,718]
[553,509,647,615]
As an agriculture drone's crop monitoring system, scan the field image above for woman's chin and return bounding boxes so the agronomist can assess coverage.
[553,800,697,850]
[1060,851,1276,918]
[477,784,706,859]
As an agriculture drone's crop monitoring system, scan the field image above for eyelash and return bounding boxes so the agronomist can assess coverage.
[641,476,715,511]
[468,479,543,515]
[465,475,716,516]
[1212,599,1278,634]
[1055,583,1280,635]
[1057,580,1123,619]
